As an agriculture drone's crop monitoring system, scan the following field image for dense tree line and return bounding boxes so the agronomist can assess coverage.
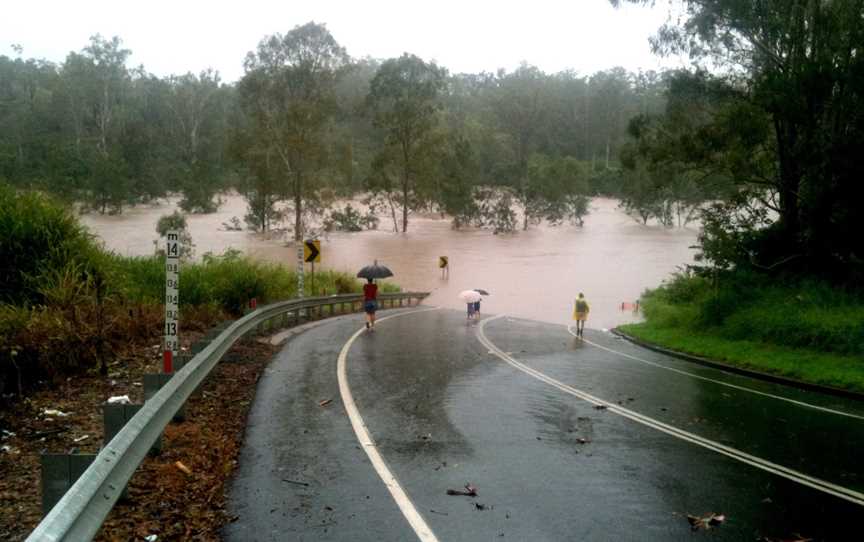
[0,25,667,237]
[614,0,864,282]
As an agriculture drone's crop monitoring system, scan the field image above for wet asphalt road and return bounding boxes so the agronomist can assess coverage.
[224,309,864,541]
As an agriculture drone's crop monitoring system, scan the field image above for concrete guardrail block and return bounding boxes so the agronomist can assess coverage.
[143,374,186,421]
[40,453,97,515]
[103,404,160,455]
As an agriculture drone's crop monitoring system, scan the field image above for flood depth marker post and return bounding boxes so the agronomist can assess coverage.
[164,231,180,373]
[296,242,305,298]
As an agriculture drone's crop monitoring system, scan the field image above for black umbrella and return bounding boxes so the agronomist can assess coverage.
[357,260,394,280]
[473,289,491,296]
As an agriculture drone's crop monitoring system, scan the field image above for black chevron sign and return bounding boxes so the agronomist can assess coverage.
[304,240,321,263]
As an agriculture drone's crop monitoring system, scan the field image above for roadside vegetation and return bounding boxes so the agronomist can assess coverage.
[611,0,864,392]
[620,272,864,392]
[0,186,398,400]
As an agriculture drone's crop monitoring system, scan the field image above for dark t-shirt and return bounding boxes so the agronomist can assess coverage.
[363,283,378,301]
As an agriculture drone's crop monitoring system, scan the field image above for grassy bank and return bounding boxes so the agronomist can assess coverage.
[620,271,864,393]
[114,249,400,314]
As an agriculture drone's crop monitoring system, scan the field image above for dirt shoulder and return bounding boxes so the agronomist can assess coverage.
[0,334,277,541]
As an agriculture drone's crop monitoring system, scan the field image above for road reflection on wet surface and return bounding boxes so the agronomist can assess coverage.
[226,309,863,541]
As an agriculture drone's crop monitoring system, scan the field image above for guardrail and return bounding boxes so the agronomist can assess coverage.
[27,291,429,542]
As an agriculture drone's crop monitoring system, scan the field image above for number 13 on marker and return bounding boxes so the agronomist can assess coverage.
[164,230,181,366]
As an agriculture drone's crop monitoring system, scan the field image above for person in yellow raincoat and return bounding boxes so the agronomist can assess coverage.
[572,293,589,338]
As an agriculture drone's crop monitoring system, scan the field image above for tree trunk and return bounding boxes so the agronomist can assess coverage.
[774,118,801,251]
[401,161,409,233]
[387,191,399,232]
[294,189,303,241]
[521,155,529,230]
[605,137,611,169]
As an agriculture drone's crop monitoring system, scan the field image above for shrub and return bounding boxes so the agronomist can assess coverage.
[0,185,105,306]
[654,270,711,304]
[640,269,864,357]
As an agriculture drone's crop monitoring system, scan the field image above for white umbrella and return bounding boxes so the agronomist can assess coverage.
[458,290,483,303]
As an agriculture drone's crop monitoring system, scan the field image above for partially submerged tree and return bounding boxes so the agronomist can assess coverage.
[166,69,225,213]
[489,64,549,229]
[238,22,349,240]
[367,53,446,233]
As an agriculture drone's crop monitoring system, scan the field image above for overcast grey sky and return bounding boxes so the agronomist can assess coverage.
[2,0,687,81]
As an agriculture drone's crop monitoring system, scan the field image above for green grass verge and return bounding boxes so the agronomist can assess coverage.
[619,322,864,394]
[112,250,401,315]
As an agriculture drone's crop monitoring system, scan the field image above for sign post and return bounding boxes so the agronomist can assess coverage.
[304,240,321,294]
[439,255,449,278]
[296,242,304,298]
[164,231,180,373]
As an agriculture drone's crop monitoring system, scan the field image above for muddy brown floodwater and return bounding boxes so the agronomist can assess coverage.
[81,195,697,330]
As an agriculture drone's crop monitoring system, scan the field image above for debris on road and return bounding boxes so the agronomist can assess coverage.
[447,483,478,497]
[758,535,813,542]
[430,509,449,516]
[106,395,131,405]
[474,503,491,511]
[174,461,193,476]
[419,433,432,440]
[318,399,333,407]
[593,405,608,411]
[281,479,310,487]
[687,512,726,530]
[576,438,591,444]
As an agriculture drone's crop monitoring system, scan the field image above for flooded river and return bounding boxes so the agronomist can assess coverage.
[81,195,697,330]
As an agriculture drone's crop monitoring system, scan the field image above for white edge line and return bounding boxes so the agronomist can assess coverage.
[337,307,441,542]
[479,315,864,507]
[562,325,864,421]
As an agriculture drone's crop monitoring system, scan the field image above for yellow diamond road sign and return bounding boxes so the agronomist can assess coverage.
[304,240,321,263]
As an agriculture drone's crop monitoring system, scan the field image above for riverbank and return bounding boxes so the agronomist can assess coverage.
[620,272,864,393]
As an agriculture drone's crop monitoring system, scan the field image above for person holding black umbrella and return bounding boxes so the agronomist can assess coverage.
[363,278,378,330]
[357,260,393,331]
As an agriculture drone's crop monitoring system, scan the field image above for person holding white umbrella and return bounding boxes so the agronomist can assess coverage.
[471,289,490,319]
[459,290,483,320]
